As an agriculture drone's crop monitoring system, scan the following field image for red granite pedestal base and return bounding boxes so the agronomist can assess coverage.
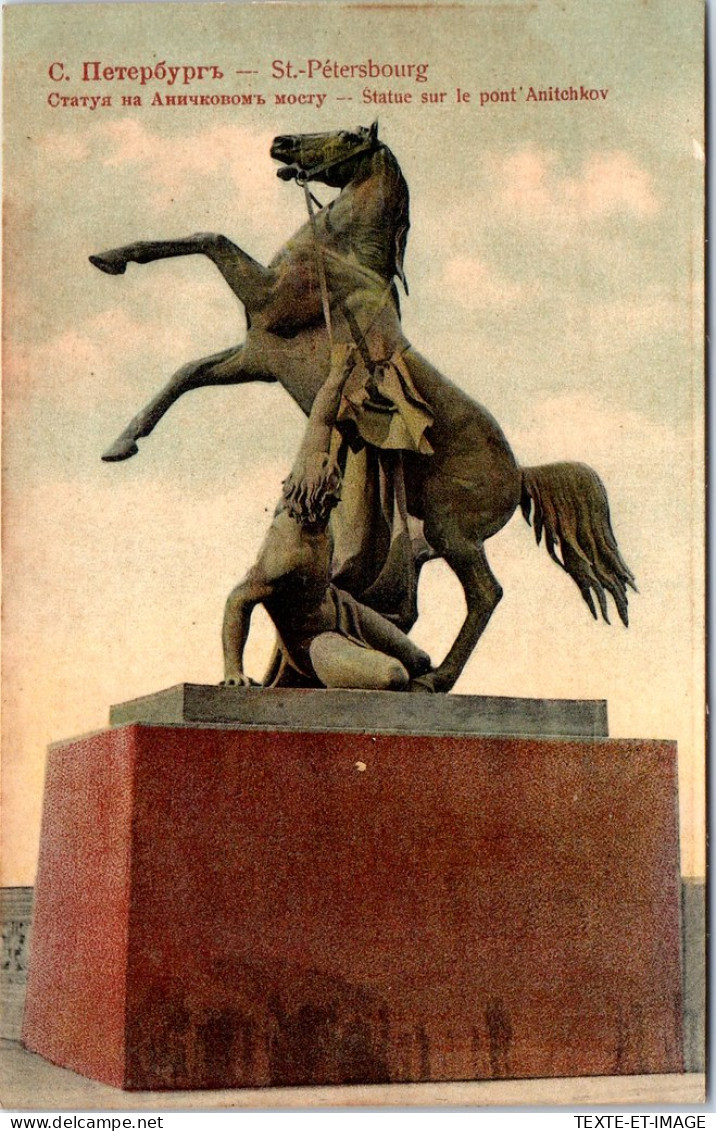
[23,723,683,1090]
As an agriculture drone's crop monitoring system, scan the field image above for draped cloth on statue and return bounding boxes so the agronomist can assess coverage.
[331,348,434,634]
[331,449,420,630]
[269,585,376,684]
[335,349,434,456]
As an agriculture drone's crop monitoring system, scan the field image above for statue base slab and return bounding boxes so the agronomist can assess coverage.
[23,707,683,1090]
[109,683,609,737]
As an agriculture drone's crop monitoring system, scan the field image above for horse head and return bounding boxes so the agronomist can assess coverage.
[270,122,380,187]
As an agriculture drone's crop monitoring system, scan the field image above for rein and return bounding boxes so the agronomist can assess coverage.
[303,174,393,361]
[303,180,334,344]
[293,138,393,359]
[278,134,379,346]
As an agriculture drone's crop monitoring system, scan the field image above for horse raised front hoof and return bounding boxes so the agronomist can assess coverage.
[102,437,139,462]
[89,252,128,276]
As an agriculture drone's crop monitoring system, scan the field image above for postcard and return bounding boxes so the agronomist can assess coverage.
[1,0,705,1111]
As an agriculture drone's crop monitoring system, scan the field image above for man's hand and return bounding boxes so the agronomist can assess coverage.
[283,451,342,523]
[221,671,254,688]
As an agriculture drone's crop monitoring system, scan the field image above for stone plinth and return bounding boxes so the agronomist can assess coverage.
[109,684,609,738]
[23,700,683,1090]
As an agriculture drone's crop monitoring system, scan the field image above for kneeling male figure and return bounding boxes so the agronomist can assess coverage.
[222,442,432,692]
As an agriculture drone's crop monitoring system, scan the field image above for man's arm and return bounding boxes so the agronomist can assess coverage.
[298,341,356,454]
[221,568,275,686]
[282,343,355,519]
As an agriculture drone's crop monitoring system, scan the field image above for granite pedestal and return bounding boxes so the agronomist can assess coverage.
[23,689,683,1090]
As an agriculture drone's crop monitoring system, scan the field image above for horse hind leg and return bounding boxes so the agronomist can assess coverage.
[414,519,503,693]
[102,343,274,461]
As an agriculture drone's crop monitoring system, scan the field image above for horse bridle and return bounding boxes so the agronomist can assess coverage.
[277,135,377,186]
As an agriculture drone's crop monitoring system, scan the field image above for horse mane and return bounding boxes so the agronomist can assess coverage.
[375,143,411,294]
[345,142,410,295]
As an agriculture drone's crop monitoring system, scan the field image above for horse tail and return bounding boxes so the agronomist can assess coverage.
[520,462,637,626]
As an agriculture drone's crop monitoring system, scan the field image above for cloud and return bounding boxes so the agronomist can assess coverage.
[573,152,660,218]
[490,148,659,225]
[509,388,685,470]
[574,289,698,343]
[419,147,661,272]
[407,146,664,325]
[34,118,292,239]
[6,310,148,407]
[36,129,91,164]
[439,256,528,310]
[97,120,276,204]
[4,287,239,412]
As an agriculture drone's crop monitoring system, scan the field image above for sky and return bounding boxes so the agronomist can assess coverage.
[2,0,705,882]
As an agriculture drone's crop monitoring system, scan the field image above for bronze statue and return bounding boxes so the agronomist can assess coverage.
[91,123,635,692]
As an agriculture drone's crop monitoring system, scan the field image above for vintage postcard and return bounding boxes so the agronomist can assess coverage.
[1,0,705,1112]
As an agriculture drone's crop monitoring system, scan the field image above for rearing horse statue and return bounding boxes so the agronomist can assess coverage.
[91,122,635,692]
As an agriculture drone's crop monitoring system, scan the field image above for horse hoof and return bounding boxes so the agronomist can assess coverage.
[89,253,127,276]
[409,675,438,693]
[102,439,139,462]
